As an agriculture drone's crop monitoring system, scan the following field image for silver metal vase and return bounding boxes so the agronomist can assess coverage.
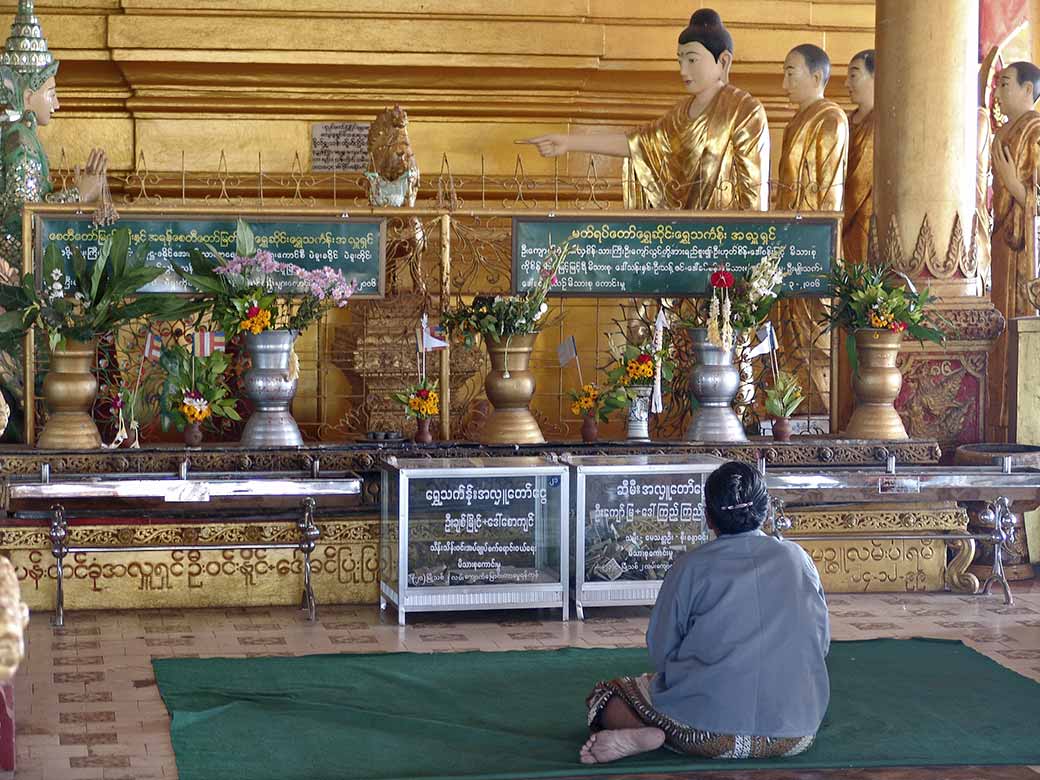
[626,385,653,441]
[241,330,304,447]
[685,327,748,443]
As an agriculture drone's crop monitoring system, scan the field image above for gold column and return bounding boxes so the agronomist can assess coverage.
[873,0,1004,447]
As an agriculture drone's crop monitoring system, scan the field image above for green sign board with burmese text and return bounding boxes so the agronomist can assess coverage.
[32,213,386,298]
[512,214,838,297]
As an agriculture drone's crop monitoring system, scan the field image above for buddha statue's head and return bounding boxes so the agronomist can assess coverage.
[997,61,1040,119]
[0,557,28,683]
[0,0,60,123]
[846,49,875,109]
[676,9,733,96]
[784,44,831,108]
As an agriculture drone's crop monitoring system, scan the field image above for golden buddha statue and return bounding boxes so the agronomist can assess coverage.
[522,9,769,211]
[843,49,876,265]
[775,44,849,417]
[988,61,1040,442]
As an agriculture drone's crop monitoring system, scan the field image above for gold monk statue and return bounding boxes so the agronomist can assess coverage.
[843,49,875,265]
[522,9,769,211]
[776,44,849,417]
[989,61,1040,442]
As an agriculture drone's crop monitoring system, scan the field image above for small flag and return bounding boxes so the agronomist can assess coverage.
[420,313,448,351]
[557,335,577,367]
[648,307,665,416]
[193,330,225,358]
[143,331,163,361]
[748,322,778,359]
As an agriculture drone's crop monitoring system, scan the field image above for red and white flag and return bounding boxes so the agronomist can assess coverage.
[193,330,226,357]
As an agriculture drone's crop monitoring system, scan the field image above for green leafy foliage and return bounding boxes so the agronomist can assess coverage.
[822,260,947,374]
[441,243,569,347]
[764,370,804,419]
[157,345,241,432]
[0,228,196,351]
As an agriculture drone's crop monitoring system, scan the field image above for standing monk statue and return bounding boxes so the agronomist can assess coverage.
[989,61,1040,442]
[522,9,769,211]
[775,44,849,417]
[842,50,875,265]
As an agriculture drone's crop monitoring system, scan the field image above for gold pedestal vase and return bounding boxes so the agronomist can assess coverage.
[845,328,909,440]
[38,339,102,450]
[480,333,545,444]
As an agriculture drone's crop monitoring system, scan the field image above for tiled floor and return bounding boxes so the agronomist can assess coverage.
[11,579,1040,780]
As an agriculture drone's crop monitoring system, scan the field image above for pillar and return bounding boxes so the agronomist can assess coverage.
[872,0,1004,448]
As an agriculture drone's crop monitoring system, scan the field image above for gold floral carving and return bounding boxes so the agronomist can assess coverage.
[786,504,968,533]
[946,538,980,593]
[898,354,987,442]
[874,211,977,280]
[908,213,939,277]
[0,441,944,478]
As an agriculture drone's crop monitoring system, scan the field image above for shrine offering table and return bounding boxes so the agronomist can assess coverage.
[0,439,945,613]
[1,466,361,625]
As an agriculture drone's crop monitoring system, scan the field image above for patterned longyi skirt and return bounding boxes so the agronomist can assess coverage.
[586,673,816,760]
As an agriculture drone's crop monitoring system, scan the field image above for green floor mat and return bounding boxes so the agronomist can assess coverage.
[153,638,1040,780]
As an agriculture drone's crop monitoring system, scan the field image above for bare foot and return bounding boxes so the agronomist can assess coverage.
[579,727,666,764]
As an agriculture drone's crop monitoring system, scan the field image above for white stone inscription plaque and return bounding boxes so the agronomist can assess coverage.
[310,122,370,172]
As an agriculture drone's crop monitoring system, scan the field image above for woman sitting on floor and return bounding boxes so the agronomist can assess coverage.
[581,460,831,764]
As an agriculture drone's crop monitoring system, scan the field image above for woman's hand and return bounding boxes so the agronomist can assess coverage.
[74,148,108,203]
[519,134,571,158]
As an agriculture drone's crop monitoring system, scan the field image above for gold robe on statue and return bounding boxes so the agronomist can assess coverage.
[625,83,769,211]
[988,110,1040,441]
[776,98,850,418]
[842,108,875,265]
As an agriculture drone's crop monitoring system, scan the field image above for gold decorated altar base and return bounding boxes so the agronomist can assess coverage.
[2,519,380,613]
[787,503,977,594]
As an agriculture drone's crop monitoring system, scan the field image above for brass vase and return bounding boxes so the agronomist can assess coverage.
[845,328,908,440]
[480,333,545,444]
[38,338,102,449]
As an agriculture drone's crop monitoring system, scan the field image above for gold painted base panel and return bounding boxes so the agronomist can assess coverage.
[787,502,976,594]
[1,520,379,612]
[797,539,947,593]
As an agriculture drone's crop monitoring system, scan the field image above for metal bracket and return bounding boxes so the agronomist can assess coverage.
[297,497,320,621]
[980,496,1016,606]
[48,504,68,627]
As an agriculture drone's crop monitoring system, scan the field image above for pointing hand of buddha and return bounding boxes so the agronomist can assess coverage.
[518,134,571,158]
[74,147,108,203]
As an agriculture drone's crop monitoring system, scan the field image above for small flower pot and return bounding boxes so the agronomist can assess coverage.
[184,422,203,447]
[771,416,792,442]
[414,417,434,444]
[580,415,599,443]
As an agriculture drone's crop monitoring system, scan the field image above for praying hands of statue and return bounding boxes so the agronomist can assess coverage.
[993,141,1028,207]
[74,147,108,203]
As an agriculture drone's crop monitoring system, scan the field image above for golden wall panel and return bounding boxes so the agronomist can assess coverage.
[107,15,605,57]
[3,520,380,611]
[38,116,135,171]
[135,118,314,172]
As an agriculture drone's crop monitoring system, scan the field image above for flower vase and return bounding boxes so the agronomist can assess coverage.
[685,327,748,443]
[845,328,908,440]
[480,333,545,444]
[414,418,434,444]
[38,339,102,450]
[184,422,203,447]
[772,417,792,442]
[626,385,653,441]
[580,415,599,443]
[240,330,304,447]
